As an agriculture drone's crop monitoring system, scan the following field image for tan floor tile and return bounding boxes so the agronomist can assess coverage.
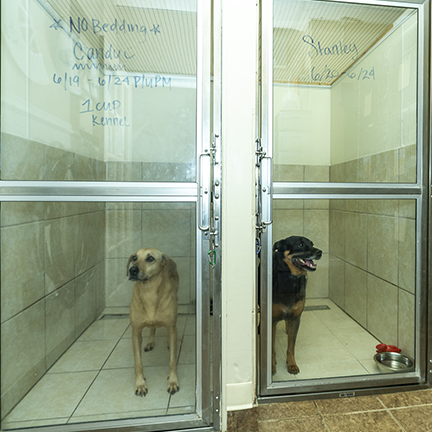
[259,416,327,432]
[337,331,380,361]
[103,337,181,369]
[178,334,196,365]
[227,407,258,432]
[271,298,388,381]
[323,411,401,431]
[184,315,196,335]
[258,401,319,421]
[378,389,432,409]
[49,340,117,373]
[359,359,381,374]
[4,308,197,428]
[78,318,130,341]
[316,395,384,415]
[168,364,196,408]
[293,358,369,380]
[258,400,319,421]
[3,371,98,422]
[390,405,432,431]
[72,368,170,416]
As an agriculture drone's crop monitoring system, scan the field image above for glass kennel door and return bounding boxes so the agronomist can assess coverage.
[0,0,220,431]
[258,0,430,398]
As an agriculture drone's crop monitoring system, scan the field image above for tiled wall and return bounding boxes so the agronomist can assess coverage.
[328,199,416,359]
[330,144,416,184]
[104,161,196,309]
[330,13,417,166]
[1,133,196,418]
[1,134,105,182]
[104,201,196,308]
[273,165,330,298]
[273,159,416,359]
[272,14,418,333]
[0,134,417,416]
[328,146,417,357]
[0,137,106,417]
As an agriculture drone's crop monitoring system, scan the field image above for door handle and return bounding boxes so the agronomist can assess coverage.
[198,151,211,231]
[261,155,273,226]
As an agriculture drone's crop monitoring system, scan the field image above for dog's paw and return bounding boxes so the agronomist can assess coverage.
[135,378,148,396]
[287,364,300,375]
[144,341,154,352]
[167,381,180,395]
[167,374,180,395]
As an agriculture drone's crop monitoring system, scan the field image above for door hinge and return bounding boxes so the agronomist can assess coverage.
[255,138,267,164]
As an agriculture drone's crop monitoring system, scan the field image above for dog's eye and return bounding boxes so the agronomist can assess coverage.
[146,256,155,262]
[298,242,304,248]
[132,255,137,261]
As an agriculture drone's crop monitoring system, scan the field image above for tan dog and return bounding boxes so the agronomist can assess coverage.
[127,248,180,396]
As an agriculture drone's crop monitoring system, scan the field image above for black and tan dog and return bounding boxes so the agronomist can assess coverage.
[272,236,322,375]
[127,248,180,396]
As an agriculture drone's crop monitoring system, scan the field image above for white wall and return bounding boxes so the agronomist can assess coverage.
[1,0,197,164]
[274,85,331,165]
[105,78,196,163]
[331,13,417,165]
[1,0,105,160]
[221,0,257,424]
[273,13,417,168]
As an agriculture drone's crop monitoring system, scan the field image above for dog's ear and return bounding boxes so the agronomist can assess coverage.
[273,239,288,272]
[273,238,295,271]
[273,238,290,253]
[163,254,178,278]
[273,239,285,253]
[126,254,135,276]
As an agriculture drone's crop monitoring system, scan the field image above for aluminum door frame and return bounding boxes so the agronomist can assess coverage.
[0,0,221,430]
[259,0,431,400]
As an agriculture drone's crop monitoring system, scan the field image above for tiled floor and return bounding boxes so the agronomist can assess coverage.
[232,297,429,431]
[2,298,419,431]
[272,298,382,381]
[228,390,432,431]
[2,312,197,430]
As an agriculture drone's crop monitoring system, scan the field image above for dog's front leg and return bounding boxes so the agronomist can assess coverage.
[166,325,179,394]
[271,321,277,375]
[285,316,301,374]
[132,327,148,396]
[145,328,156,351]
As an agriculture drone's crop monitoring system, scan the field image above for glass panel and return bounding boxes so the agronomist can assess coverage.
[1,0,197,182]
[273,0,417,183]
[1,201,198,428]
[271,198,416,382]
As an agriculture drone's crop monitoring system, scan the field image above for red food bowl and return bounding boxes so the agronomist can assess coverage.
[376,343,401,354]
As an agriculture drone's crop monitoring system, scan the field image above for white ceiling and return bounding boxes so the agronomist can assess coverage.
[42,0,414,85]
[273,0,413,85]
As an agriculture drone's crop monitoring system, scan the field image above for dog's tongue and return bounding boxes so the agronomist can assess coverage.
[305,259,316,269]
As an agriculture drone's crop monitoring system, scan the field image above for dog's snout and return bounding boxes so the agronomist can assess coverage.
[129,266,139,277]
[315,249,322,259]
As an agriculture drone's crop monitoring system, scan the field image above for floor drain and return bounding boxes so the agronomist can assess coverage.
[304,305,330,311]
